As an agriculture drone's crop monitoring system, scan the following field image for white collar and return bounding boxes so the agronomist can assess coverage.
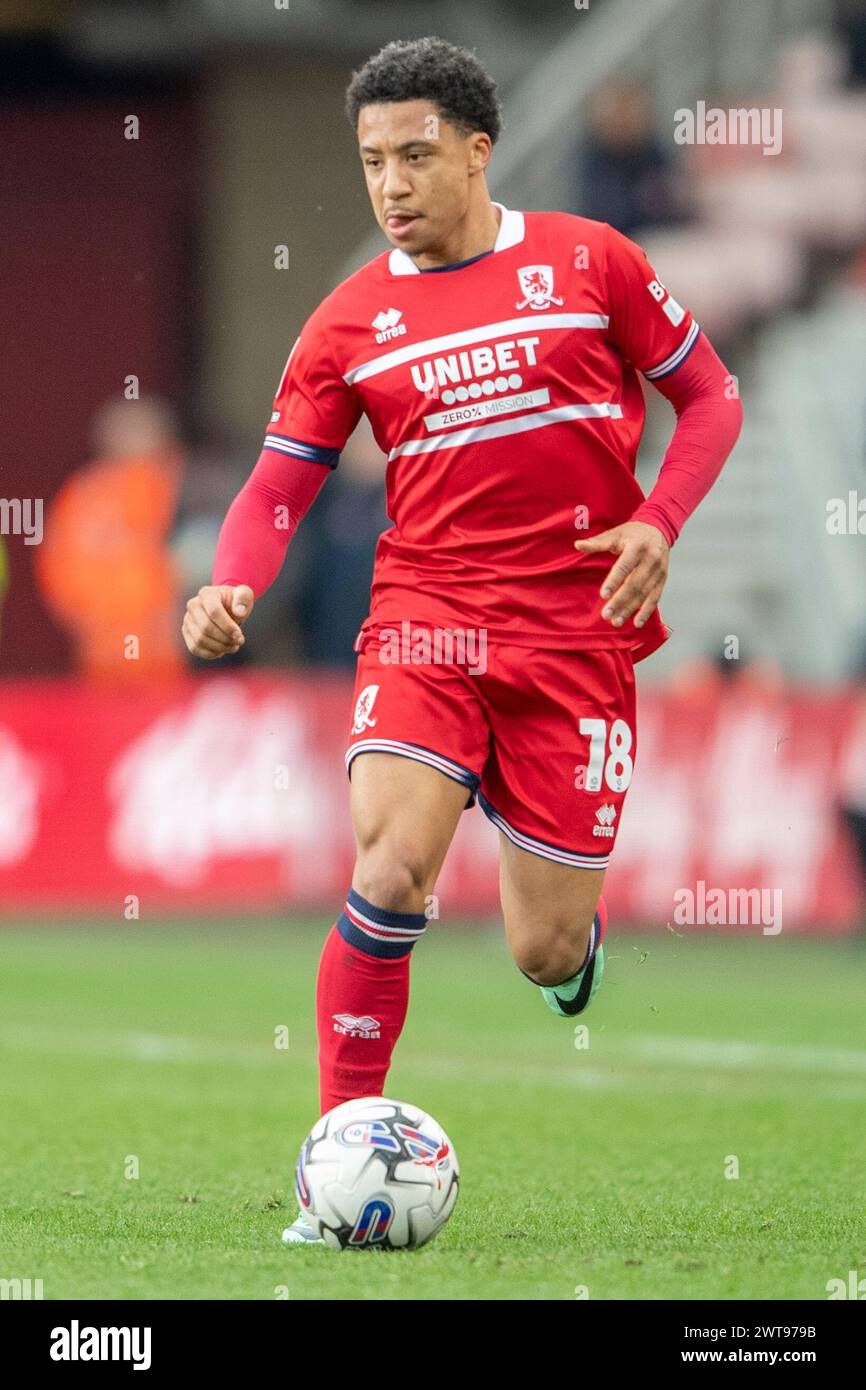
[387,201,525,276]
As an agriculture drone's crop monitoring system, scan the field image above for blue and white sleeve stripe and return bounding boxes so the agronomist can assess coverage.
[643,321,701,380]
[263,433,340,469]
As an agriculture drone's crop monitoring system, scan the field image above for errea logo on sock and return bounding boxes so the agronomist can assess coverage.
[333,1013,381,1039]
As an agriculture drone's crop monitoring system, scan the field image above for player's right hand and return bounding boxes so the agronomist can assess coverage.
[182,584,254,660]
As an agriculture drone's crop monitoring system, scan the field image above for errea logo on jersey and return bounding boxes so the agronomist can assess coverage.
[372,308,407,343]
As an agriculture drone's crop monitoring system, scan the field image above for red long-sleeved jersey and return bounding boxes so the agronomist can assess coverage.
[215,203,742,660]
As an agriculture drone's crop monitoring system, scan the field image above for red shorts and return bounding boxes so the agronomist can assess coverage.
[345,626,637,869]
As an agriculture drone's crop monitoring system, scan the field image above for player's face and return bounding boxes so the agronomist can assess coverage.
[357,100,490,255]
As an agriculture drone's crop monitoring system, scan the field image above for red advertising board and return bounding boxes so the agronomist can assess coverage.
[0,675,862,929]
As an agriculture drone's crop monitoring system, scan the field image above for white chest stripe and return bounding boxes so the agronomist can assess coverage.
[387,401,623,460]
[343,313,610,386]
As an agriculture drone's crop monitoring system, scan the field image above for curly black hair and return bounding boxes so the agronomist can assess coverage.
[345,36,502,144]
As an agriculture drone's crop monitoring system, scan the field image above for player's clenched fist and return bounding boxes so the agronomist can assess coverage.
[182,584,254,659]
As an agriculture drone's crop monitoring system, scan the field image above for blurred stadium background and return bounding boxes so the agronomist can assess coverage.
[1,0,865,931]
[3,0,866,1305]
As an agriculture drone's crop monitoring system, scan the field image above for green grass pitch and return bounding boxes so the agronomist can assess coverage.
[1,919,865,1300]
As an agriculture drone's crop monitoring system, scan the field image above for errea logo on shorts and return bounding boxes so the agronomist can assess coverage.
[593,803,617,838]
[372,308,407,343]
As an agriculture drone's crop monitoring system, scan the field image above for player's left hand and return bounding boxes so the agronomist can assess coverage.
[574,521,669,629]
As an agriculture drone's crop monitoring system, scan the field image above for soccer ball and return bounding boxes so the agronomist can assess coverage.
[295,1096,459,1250]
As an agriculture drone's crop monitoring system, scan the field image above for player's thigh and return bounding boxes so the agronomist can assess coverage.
[498,832,605,969]
[345,635,489,907]
[479,643,636,963]
[349,750,470,902]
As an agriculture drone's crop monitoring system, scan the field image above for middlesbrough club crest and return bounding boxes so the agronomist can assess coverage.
[515,264,564,311]
[351,683,379,735]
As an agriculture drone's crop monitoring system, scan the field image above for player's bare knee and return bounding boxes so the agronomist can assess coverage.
[352,847,432,913]
[511,922,591,985]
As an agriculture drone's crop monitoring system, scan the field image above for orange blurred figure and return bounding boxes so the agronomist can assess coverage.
[37,397,185,684]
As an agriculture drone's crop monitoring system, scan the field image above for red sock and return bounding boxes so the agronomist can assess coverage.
[315,890,428,1115]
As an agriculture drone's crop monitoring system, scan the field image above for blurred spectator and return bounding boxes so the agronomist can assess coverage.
[835,0,866,86]
[36,396,186,685]
[667,646,785,701]
[295,417,389,668]
[576,78,689,236]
